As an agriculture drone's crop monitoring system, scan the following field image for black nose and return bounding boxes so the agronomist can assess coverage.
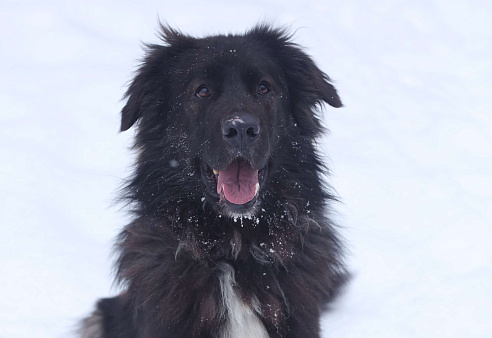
[222,114,260,150]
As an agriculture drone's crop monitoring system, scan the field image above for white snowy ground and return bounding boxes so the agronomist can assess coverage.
[1,0,491,337]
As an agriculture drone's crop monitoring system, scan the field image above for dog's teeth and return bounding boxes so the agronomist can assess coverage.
[213,169,219,175]
[255,183,260,195]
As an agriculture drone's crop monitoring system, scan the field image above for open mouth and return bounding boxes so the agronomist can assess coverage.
[201,158,268,213]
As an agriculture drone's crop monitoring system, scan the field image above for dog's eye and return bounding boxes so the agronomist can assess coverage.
[257,82,270,95]
[195,85,210,98]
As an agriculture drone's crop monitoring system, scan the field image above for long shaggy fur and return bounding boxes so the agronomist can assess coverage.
[80,23,348,338]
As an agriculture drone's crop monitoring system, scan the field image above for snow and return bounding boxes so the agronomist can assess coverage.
[1,0,491,337]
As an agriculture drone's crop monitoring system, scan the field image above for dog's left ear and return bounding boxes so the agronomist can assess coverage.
[310,66,342,108]
[250,25,342,110]
[279,42,343,135]
[285,47,343,109]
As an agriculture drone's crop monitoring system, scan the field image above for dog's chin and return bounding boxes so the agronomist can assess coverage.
[200,159,268,218]
[217,197,259,218]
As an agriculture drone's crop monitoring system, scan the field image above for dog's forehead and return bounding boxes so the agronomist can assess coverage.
[177,35,281,80]
[190,37,254,65]
[200,34,248,52]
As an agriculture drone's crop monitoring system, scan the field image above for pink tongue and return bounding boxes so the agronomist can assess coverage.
[217,159,258,205]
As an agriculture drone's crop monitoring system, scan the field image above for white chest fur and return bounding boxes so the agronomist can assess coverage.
[218,263,269,338]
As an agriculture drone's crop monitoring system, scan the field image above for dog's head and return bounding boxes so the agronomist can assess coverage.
[121,24,341,217]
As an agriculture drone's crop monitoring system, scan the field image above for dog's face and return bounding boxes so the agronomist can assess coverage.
[120,25,342,217]
[179,38,289,215]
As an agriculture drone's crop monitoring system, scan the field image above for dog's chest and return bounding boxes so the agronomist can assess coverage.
[218,263,269,338]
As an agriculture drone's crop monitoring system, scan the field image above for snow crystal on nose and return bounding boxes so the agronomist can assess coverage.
[229,117,244,125]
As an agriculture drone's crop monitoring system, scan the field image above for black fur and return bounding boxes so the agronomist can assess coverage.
[82,24,347,338]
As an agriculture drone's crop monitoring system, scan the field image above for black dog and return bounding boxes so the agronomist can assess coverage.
[80,24,347,338]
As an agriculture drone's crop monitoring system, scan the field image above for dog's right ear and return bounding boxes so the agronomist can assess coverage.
[120,45,165,132]
[120,40,174,132]
[120,25,190,132]
[120,77,147,132]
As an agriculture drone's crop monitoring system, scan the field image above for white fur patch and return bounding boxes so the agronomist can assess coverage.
[79,309,104,338]
[218,263,269,338]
